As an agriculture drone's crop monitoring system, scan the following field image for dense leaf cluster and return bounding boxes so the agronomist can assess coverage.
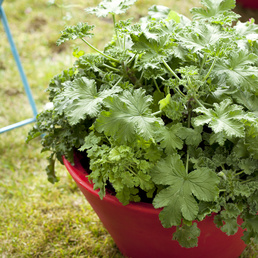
[27,0,258,248]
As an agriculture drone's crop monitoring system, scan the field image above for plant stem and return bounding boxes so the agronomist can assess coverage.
[102,64,120,72]
[162,59,180,81]
[153,78,161,93]
[193,96,205,108]
[235,171,244,177]
[127,54,136,65]
[81,38,120,63]
[153,110,162,116]
[200,53,207,73]
[185,104,192,174]
[112,14,121,48]
[114,77,123,87]
[162,59,185,97]
[242,179,253,183]
[186,75,192,88]
[203,57,217,82]
[132,54,139,68]
[175,87,185,97]
[185,151,190,174]
[203,102,213,107]
[138,70,144,84]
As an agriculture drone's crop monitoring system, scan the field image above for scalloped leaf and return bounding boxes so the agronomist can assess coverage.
[95,89,163,143]
[85,0,137,17]
[152,154,219,227]
[54,77,121,125]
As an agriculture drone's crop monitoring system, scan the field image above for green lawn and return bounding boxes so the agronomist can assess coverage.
[0,0,257,257]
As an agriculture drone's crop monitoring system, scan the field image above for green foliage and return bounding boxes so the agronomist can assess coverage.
[55,77,122,125]
[152,154,219,228]
[212,50,258,92]
[191,0,240,25]
[27,0,258,249]
[95,89,163,143]
[85,0,137,17]
[194,99,249,139]
[81,133,158,204]
[56,22,95,46]
[172,223,200,248]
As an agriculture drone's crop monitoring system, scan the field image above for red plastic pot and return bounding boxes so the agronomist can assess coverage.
[63,153,247,258]
[236,0,258,9]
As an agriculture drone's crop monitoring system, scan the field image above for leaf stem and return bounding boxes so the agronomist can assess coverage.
[202,57,217,82]
[81,38,120,63]
[153,78,161,93]
[162,59,185,97]
[132,54,139,68]
[242,179,253,183]
[138,70,144,85]
[112,14,121,48]
[153,110,162,116]
[162,59,180,81]
[185,104,192,174]
[127,54,136,65]
[200,54,207,73]
[193,96,205,108]
[235,171,244,177]
[114,77,123,87]
[102,64,120,72]
[186,75,192,88]
[175,87,185,97]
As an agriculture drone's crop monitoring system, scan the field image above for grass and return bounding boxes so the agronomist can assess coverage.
[0,0,257,257]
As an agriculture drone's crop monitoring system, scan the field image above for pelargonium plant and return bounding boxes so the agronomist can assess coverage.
[27,0,258,248]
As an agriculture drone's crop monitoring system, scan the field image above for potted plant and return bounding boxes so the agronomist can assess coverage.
[27,0,258,256]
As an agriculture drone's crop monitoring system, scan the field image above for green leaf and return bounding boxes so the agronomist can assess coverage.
[247,190,258,215]
[233,181,258,198]
[177,23,229,53]
[130,32,176,62]
[73,47,85,58]
[233,91,258,117]
[46,153,59,184]
[147,5,170,20]
[194,99,246,138]
[214,215,239,235]
[241,213,258,244]
[56,22,95,46]
[159,93,184,121]
[156,123,183,154]
[128,21,183,74]
[85,0,137,17]
[156,188,199,227]
[116,187,140,205]
[177,126,203,147]
[54,77,121,125]
[234,21,258,41]
[167,11,180,23]
[95,89,163,143]
[197,201,221,221]
[79,131,102,151]
[212,50,258,92]
[191,0,239,25]
[238,158,258,175]
[152,154,219,227]
[172,223,200,248]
